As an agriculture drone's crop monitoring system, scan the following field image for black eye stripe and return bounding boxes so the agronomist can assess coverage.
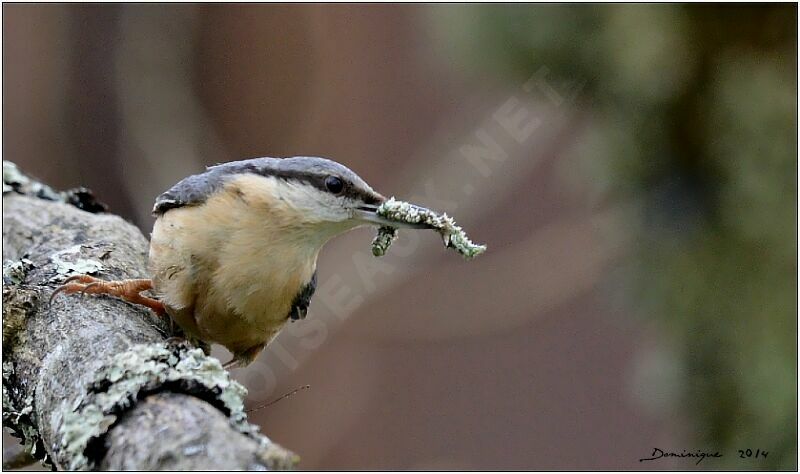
[249,167,376,203]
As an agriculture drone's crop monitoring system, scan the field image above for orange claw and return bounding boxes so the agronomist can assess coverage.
[49,274,166,316]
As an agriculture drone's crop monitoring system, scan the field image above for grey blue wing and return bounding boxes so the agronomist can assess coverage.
[152,171,221,215]
[151,160,262,215]
[289,272,317,321]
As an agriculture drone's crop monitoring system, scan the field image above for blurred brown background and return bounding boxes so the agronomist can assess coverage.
[3,4,796,470]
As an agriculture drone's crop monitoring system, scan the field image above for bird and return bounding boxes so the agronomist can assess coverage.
[51,156,424,369]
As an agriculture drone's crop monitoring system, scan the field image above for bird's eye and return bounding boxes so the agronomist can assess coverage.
[325,176,344,194]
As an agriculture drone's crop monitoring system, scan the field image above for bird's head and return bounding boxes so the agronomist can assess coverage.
[210,157,418,246]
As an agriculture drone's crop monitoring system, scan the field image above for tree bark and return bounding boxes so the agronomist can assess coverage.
[2,163,297,470]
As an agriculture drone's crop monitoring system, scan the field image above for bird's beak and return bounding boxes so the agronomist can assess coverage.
[354,202,433,230]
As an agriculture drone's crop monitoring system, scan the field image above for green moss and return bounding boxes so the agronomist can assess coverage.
[58,343,295,471]
[373,197,487,259]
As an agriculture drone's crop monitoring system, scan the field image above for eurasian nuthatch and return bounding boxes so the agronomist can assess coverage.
[52,157,423,368]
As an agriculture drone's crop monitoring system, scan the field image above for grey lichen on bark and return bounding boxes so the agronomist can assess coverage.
[2,162,298,470]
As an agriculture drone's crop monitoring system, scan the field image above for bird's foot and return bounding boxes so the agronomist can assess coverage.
[50,274,167,317]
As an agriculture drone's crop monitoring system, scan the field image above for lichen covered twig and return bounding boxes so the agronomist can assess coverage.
[371,226,398,257]
[2,161,297,470]
[3,161,108,213]
[372,197,487,259]
[59,342,289,470]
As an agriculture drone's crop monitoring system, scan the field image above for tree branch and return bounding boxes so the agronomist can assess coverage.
[2,162,298,470]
